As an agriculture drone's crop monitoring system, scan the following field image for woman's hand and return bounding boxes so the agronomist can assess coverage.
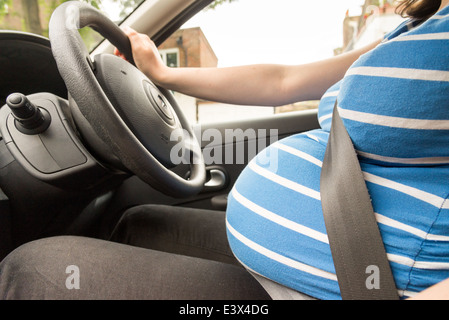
[114,26,168,85]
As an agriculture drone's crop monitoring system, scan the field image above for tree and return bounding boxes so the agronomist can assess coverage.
[21,0,42,34]
[0,0,101,36]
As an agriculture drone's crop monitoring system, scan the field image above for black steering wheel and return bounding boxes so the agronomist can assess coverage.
[48,1,206,197]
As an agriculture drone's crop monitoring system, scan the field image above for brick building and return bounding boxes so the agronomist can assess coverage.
[158,27,222,124]
[342,0,404,51]
[158,27,218,69]
[158,27,274,124]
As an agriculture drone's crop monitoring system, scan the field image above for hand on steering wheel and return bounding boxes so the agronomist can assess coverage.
[49,1,206,198]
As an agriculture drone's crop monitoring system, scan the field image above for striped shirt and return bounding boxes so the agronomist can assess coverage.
[226,7,449,300]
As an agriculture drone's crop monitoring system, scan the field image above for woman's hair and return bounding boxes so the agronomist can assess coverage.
[395,0,441,20]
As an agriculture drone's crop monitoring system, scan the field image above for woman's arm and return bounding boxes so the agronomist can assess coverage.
[408,278,449,300]
[117,27,381,106]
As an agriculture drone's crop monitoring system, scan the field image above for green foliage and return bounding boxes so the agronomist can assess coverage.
[114,0,144,21]
[0,0,237,50]
[0,0,11,14]
[87,0,100,9]
[207,0,237,10]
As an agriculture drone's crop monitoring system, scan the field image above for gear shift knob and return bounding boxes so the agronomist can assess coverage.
[6,93,51,134]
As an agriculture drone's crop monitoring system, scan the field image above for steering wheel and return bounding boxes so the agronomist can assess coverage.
[48,1,206,198]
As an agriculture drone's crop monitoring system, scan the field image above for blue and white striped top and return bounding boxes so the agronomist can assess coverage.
[226,6,449,300]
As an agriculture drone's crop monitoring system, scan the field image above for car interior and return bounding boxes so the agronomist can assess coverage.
[0,0,321,265]
[5,0,449,302]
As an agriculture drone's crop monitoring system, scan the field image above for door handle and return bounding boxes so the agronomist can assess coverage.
[203,167,228,192]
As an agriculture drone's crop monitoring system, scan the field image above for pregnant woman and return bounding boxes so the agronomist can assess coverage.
[1,0,449,300]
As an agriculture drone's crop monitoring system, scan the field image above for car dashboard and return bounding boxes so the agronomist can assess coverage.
[0,31,67,106]
[0,31,127,260]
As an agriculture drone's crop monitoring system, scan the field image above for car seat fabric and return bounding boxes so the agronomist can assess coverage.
[226,6,449,300]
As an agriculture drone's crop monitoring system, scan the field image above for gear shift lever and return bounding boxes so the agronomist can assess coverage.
[6,93,51,134]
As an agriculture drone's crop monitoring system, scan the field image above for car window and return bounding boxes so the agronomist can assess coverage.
[0,0,404,125]
[158,0,403,125]
[0,0,144,51]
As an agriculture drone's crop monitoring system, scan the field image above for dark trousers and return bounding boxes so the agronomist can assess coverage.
[0,205,270,300]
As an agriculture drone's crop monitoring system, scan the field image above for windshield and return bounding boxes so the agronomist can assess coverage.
[0,0,144,51]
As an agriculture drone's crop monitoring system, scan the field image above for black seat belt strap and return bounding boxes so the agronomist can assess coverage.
[320,102,399,300]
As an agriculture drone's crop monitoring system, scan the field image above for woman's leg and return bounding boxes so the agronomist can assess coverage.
[109,205,240,266]
[0,205,270,299]
[0,235,270,300]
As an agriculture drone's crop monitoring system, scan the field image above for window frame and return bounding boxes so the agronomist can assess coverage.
[159,48,180,68]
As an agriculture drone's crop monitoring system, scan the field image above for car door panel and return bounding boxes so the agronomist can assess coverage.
[104,109,319,223]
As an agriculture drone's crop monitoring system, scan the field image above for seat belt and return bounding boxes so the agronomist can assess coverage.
[320,102,399,300]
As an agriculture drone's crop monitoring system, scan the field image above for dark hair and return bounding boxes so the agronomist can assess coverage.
[395,0,441,20]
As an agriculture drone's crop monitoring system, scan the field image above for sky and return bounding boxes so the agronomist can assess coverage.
[182,0,366,67]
